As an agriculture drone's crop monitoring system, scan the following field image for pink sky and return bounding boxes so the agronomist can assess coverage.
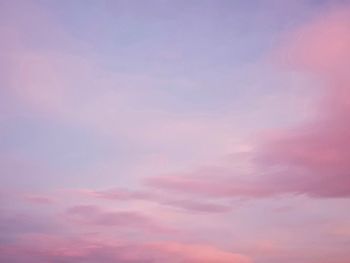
[1,1,350,262]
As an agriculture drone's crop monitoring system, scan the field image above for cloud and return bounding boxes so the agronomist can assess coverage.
[258,5,350,198]
[73,188,152,201]
[160,198,231,213]
[23,194,56,205]
[65,205,171,233]
[73,187,232,213]
[146,241,252,263]
[145,5,350,199]
[0,234,251,263]
[0,194,249,262]
[145,172,277,199]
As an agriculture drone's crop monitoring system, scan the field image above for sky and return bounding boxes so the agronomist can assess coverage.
[1,0,350,262]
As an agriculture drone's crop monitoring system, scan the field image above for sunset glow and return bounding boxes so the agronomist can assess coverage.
[1,1,350,262]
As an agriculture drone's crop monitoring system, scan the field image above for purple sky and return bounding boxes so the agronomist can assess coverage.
[1,1,350,262]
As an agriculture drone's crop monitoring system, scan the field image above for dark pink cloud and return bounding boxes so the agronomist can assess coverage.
[259,6,350,198]
[145,6,350,199]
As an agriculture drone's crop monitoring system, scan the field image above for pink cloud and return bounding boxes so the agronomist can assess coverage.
[23,194,56,205]
[258,5,350,198]
[276,7,350,75]
[74,188,152,201]
[0,234,251,263]
[147,241,252,263]
[73,187,232,213]
[2,3,350,263]
[0,194,249,262]
[160,198,231,213]
[65,204,172,233]
[146,173,276,198]
[145,5,350,199]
